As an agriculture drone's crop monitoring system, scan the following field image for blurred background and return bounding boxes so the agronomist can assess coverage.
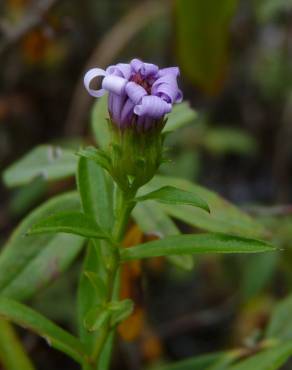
[1,0,292,369]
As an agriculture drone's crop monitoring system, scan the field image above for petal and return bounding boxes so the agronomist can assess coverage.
[152,74,178,89]
[158,67,180,78]
[130,58,144,72]
[109,92,127,124]
[130,58,158,77]
[106,63,132,79]
[83,68,107,97]
[134,96,172,118]
[152,82,182,104]
[125,82,147,104]
[120,98,135,124]
[102,75,127,95]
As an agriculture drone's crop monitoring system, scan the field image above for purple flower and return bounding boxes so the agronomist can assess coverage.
[84,59,182,130]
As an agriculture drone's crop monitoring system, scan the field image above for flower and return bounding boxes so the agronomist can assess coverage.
[84,58,182,130]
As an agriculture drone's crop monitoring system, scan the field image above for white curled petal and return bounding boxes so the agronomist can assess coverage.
[102,75,127,95]
[83,68,107,97]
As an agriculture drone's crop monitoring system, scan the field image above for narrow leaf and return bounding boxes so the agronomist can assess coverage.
[109,299,134,327]
[120,233,275,261]
[136,185,210,213]
[84,306,110,332]
[0,192,84,301]
[0,318,35,370]
[28,211,109,240]
[132,201,194,270]
[266,294,292,341]
[3,145,76,188]
[84,271,107,300]
[0,298,87,364]
[228,342,292,370]
[77,147,111,172]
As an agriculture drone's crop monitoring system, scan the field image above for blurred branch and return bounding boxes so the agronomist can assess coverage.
[0,0,59,55]
[65,0,169,135]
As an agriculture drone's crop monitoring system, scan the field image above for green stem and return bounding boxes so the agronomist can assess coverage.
[91,186,136,368]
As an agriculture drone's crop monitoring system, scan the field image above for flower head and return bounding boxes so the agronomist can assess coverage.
[84,58,182,130]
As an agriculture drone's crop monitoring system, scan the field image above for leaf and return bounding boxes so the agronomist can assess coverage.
[84,272,107,300]
[132,201,194,270]
[163,102,197,133]
[240,253,279,301]
[84,306,110,332]
[91,94,111,149]
[228,342,292,370]
[156,351,235,370]
[0,298,87,364]
[266,294,292,341]
[28,211,109,240]
[0,192,84,301]
[175,0,238,94]
[3,145,76,188]
[77,157,113,230]
[77,147,111,172]
[0,318,35,370]
[135,185,210,213]
[120,233,275,261]
[109,299,134,327]
[142,175,266,238]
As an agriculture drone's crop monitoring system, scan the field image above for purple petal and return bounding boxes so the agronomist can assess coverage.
[130,58,144,72]
[83,68,107,97]
[158,67,180,78]
[130,58,158,77]
[102,75,127,95]
[134,96,172,118]
[120,98,135,125]
[109,93,126,124]
[106,63,132,80]
[152,82,183,104]
[125,82,147,104]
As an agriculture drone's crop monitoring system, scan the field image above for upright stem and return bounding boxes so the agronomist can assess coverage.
[91,186,136,368]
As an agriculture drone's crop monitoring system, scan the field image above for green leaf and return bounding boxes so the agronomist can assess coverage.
[175,0,238,94]
[0,192,84,301]
[132,201,194,270]
[0,298,87,364]
[240,253,279,301]
[91,94,111,149]
[77,147,111,172]
[77,157,113,230]
[266,294,292,341]
[228,342,292,370]
[84,271,107,300]
[3,145,76,188]
[120,233,274,261]
[142,176,266,238]
[156,351,236,370]
[136,185,210,213]
[84,306,110,332]
[0,318,35,370]
[28,211,109,240]
[163,102,197,133]
[109,299,134,327]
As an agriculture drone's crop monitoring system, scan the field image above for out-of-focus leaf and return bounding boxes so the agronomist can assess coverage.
[135,185,209,212]
[3,145,76,188]
[132,201,194,270]
[120,233,274,261]
[9,178,47,217]
[141,175,266,238]
[156,351,236,370]
[175,0,238,94]
[203,128,257,156]
[0,319,35,370]
[0,192,84,301]
[91,94,110,150]
[266,294,292,341]
[240,253,279,301]
[28,211,109,240]
[163,102,197,133]
[253,0,292,23]
[0,298,87,364]
[228,342,292,370]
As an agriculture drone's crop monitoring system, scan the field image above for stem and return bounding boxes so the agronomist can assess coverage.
[91,186,136,368]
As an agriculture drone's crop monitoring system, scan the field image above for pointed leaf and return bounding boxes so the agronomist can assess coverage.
[84,271,107,300]
[120,233,275,261]
[0,192,84,301]
[28,211,109,240]
[77,147,111,172]
[266,294,292,341]
[132,201,194,270]
[0,298,87,364]
[109,299,134,327]
[3,145,76,188]
[136,185,210,213]
[84,306,110,332]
